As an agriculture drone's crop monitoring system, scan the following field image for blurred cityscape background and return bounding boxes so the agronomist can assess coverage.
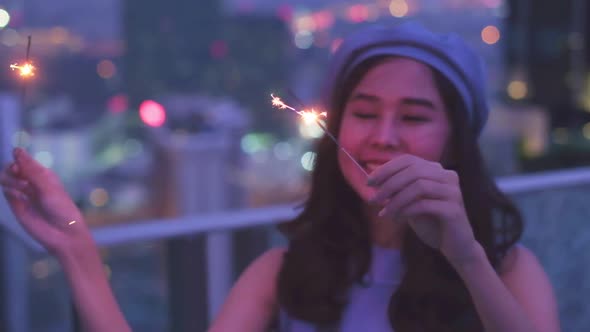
[0,0,589,331]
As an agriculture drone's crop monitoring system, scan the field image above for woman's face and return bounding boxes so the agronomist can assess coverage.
[338,57,452,202]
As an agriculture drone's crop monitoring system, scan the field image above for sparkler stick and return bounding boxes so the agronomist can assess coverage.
[270,93,368,177]
[9,35,34,147]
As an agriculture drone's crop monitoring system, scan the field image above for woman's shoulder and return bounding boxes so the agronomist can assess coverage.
[498,243,537,276]
[239,247,287,290]
[498,243,554,293]
[251,247,287,273]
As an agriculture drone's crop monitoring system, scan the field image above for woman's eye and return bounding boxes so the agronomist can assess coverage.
[353,112,377,119]
[402,115,429,122]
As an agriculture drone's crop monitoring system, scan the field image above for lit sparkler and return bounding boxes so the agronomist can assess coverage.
[270,93,368,177]
[9,35,34,148]
[10,62,36,77]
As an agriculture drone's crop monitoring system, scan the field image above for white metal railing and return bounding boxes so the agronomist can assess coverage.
[69,166,590,249]
[2,166,590,332]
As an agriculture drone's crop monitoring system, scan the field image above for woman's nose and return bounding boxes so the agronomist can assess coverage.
[370,119,400,150]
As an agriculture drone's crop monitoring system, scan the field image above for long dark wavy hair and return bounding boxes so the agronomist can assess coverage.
[276,56,524,331]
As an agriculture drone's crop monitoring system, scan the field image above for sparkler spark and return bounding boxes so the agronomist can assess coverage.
[270,94,327,123]
[270,93,368,177]
[10,63,35,77]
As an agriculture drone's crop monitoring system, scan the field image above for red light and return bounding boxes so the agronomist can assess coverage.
[209,40,229,59]
[347,5,369,23]
[276,4,293,22]
[107,94,128,113]
[139,100,166,127]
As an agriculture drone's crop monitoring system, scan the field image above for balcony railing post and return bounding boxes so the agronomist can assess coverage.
[154,127,242,332]
[0,94,30,332]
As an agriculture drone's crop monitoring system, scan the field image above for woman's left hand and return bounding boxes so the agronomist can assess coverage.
[367,154,479,265]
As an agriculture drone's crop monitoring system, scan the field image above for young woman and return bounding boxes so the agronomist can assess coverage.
[1,22,559,332]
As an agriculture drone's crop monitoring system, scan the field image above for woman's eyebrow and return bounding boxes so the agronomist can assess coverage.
[348,92,380,103]
[400,97,436,111]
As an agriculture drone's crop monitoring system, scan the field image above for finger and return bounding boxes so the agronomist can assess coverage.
[369,162,445,204]
[9,162,21,176]
[378,180,456,218]
[3,187,28,202]
[3,187,63,239]
[0,171,30,192]
[13,148,54,192]
[366,154,415,187]
[393,199,455,222]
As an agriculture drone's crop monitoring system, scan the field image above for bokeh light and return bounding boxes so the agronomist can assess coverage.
[139,100,166,127]
[90,188,109,207]
[34,151,54,168]
[331,38,343,53]
[294,31,314,49]
[389,0,409,18]
[107,94,128,113]
[0,9,10,28]
[507,80,528,100]
[301,151,316,171]
[347,4,369,23]
[481,25,500,45]
[97,60,116,79]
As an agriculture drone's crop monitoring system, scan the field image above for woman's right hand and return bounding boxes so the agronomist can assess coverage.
[0,148,92,255]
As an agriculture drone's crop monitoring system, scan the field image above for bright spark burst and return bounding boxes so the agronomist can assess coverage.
[269,93,368,177]
[10,63,35,77]
[270,94,327,124]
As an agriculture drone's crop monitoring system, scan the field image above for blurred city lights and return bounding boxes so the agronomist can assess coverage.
[294,31,314,49]
[295,15,316,32]
[34,151,54,168]
[0,9,10,28]
[389,0,409,18]
[507,80,528,100]
[107,94,128,113]
[347,4,369,23]
[90,188,110,207]
[312,11,334,30]
[241,133,272,154]
[331,38,343,53]
[139,100,166,127]
[300,151,316,171]
[481,25,500,45]
[97,59,116,79]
